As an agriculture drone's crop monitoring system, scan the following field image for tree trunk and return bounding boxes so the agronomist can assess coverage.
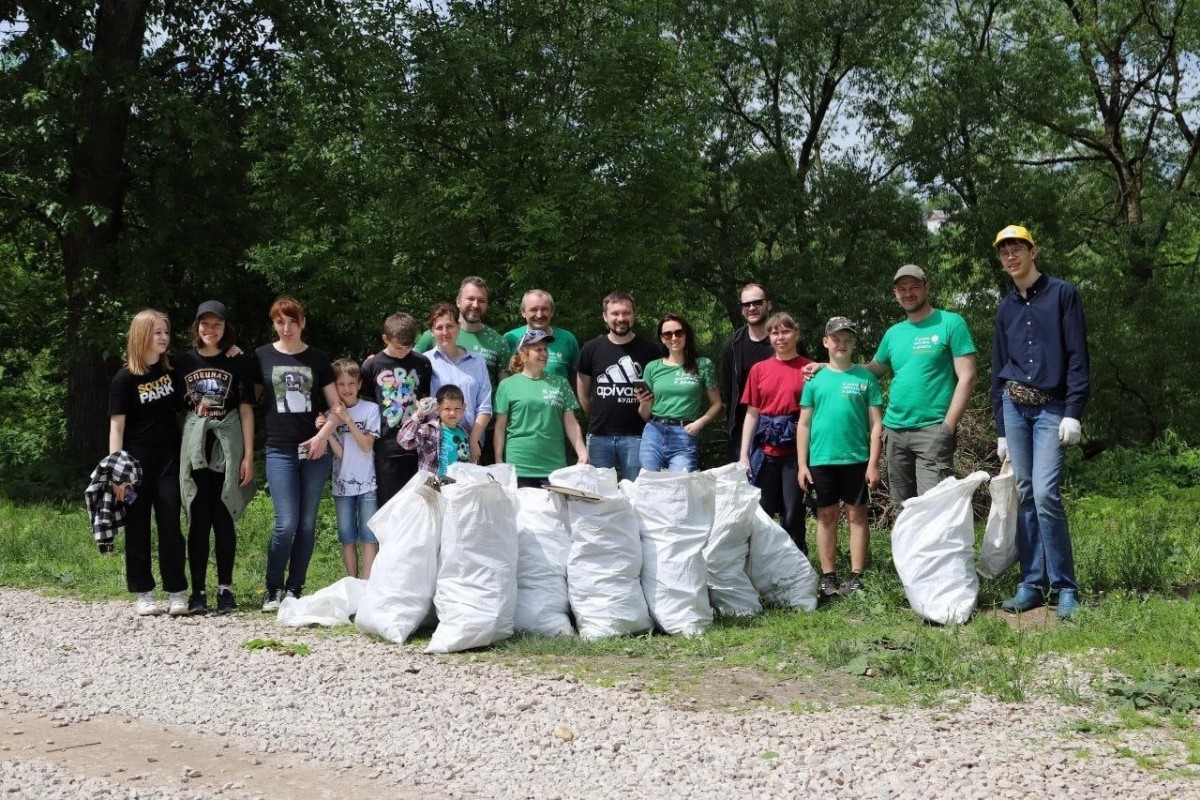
[62,0,151,463]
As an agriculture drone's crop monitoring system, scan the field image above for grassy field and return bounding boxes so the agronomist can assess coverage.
[4,482,1200,724]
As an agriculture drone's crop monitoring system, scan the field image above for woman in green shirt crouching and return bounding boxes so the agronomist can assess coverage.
[635,314,723,472]
[494,329,588,488]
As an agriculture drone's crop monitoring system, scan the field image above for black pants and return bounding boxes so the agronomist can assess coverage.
[124,445,186,594]
[375,451,418,508]
[188,467,237,589]
[756,454,808,555]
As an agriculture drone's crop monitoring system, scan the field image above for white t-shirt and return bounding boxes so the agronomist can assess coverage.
[332,400,381,496]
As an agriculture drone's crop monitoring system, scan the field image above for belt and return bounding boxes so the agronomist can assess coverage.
[1004,380,1063,407]
[651,417,694,426]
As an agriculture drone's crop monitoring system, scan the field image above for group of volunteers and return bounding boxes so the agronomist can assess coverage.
[101,223,1089,621]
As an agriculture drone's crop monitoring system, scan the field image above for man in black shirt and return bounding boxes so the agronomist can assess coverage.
[575,292,663,480]
[720,283,775,464]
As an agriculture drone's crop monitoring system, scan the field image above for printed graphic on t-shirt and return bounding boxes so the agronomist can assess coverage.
[541,384,569,410]
[272,366,313,412]
[593,355,643,405]
[842,380,871,398]
[138,373,175,404]
[375,367,421,429]
[184,368,232,415]
[911,333,941,354]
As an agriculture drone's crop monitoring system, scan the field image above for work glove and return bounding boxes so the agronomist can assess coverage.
[996,437,1008,462]
[1059,417,1082,446]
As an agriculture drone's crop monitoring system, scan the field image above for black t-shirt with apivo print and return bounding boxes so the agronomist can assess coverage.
[176,349,257,420]
[108,360,182,447]
[252,344,336,448]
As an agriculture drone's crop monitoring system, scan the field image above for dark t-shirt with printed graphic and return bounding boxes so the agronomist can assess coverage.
[252,344,335,448]
[361,349,433,458]
[176,349,256,420]
[108,360,181,447]
[576,334,663,436]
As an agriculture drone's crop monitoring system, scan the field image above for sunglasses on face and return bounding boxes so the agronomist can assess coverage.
[740,299,766,309]
[660,329,686,339]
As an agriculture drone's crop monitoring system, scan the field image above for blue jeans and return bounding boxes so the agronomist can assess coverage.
[334,492,379,545]
[639,421,699,473]
[1003,398,1076,592]
[264,445,332,591]
[586,434,643,480]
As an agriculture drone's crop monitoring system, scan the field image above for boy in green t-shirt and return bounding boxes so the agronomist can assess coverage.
[797,317,883,599]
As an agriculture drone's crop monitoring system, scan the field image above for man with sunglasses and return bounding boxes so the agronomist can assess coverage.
[720,284,775,464]
[992,224,1090,619]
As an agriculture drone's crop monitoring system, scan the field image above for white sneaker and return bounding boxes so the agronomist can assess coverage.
[135,592,163,616]
[167,591,188,616]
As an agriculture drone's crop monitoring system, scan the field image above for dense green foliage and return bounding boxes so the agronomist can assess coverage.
[1,0,1199,485]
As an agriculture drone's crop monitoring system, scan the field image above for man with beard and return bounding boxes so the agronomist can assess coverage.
[720,283,775,464]
[808,265,977,506]
[415,276,510,463]
[503,289,580,385]
[575,291,662,480]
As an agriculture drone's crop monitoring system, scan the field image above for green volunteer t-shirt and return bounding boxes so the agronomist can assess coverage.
[872,309,975,430]
[643,357,717,422]
[494,372,581,477]
[800,365,883,466]
[414,326,511,389]
[502,326,580,383]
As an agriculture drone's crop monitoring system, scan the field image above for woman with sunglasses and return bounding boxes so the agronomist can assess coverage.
[635,314,723,472]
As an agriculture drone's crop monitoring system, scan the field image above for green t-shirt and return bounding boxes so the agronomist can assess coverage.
[494,372,581,477]
[872,309,976,430]
[800,365,883,466]
[438,423,469,476]
[502,326,580,383]
[414,325,511,389]
[643,357,717,422]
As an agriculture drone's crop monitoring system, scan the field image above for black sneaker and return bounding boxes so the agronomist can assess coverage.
[285,586,303,601]
[216,588,238,614]
[187,591,209,615]
[819,573,841,599]
[841,572,864,596]
[261,587,282,613]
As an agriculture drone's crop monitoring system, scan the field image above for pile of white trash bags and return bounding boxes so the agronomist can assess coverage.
[282,462,819,652]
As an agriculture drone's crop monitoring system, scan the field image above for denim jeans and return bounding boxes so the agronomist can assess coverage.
[334,492,379,545]
[639,421,699,472]
[264,445,332,591]
[1002,397,1076,592]
[586,434,643,480]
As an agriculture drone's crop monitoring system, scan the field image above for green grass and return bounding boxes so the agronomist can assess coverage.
[5,487,1200,719]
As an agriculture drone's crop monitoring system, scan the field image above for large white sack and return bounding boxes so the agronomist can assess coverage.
[355,471,442,643]
[892,471,989,625]
[427,479,520,653]
[446,461,517,491]
[627,472,714,636]
[278,577,366,627]
[548,463,619,498]
[978,461,1018,579]
[747,507,819,611]
[552,464,650,640]
[704,464,763,617]
[514,488,574,637]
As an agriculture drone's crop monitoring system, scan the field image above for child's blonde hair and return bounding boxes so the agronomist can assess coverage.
[125,309,171,375]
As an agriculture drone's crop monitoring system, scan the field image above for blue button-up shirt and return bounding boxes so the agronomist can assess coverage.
[425,348,493,432]
[991,273,1090,435]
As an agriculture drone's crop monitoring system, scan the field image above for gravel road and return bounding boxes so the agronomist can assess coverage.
[0,589,1195,799]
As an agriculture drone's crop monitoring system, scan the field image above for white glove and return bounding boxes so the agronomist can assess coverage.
[416,396,438,417]
[1059,417,1082,446]
[996,437,1008,462]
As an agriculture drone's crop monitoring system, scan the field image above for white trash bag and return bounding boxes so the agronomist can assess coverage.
[978,460,1018,579]
[427,478,520,653]
[892,471,989,625]
[627,471,715,636]
[552,465,651,641]
[355,471,443,643]
[747,507,819,611]
[514,488,574,637]
[446,461,518,491]
[278,577,366,627]
[704,464,763,617]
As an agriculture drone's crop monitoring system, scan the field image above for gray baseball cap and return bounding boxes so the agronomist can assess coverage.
[824,316,857,336]
[893,264,927,283]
